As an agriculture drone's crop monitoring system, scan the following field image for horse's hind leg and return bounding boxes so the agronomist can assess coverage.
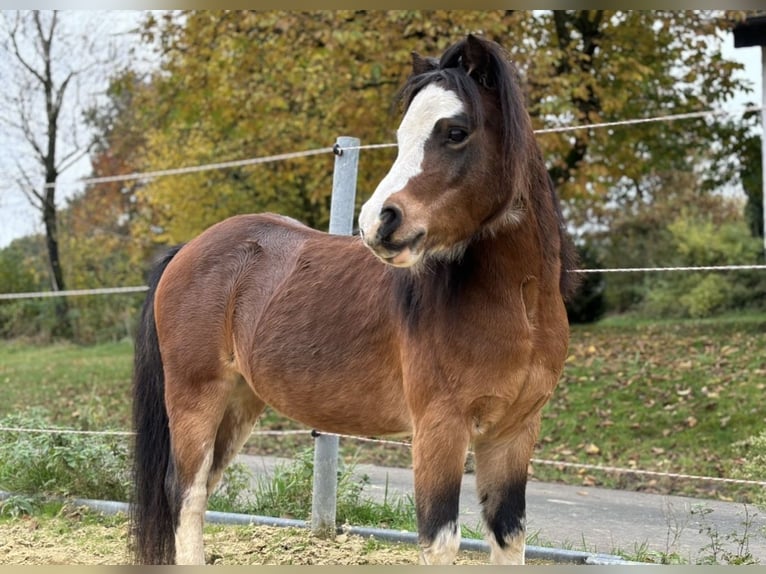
[473,415,540,565]
[164,373,260,565]
[207,376,266,495]
[411,410,471,565]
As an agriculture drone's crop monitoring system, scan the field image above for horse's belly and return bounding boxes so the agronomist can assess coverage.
[247,366,411,436]
[242,305,410,436]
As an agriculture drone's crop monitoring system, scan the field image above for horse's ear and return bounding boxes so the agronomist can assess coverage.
[462,34,495,89]
[411,51,437,76]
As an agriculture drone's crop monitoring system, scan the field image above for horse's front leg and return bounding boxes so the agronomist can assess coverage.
[473,414,541,565]
[411,408,471,565]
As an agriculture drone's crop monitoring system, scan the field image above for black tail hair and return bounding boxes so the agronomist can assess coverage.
[129,245,183,564]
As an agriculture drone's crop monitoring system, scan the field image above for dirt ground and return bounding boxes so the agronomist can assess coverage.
[0,505,497,565]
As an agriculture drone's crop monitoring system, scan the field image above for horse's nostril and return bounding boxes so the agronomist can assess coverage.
[377,205,402,242]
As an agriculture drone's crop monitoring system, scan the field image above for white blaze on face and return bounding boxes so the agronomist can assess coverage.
[358,83,465,239]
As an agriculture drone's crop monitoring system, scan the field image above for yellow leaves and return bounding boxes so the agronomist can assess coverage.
[104,9,749,255]
[128,11,537,241]
[580,474,597,487]
[563,343,598,366]
[583,443,601,455]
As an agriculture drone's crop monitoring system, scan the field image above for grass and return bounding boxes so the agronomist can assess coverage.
[533,312,766,501]
[209,448,418,532]
[0,339,133,431]
[1,312,765,503]
[0,409,131,501]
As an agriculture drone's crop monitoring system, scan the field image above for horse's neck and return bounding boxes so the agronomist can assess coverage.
[474,212,549,287]
[390,207,559,329]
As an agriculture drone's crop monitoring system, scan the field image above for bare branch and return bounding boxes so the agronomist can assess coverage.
[17,95,47,164]
[52,69,75,120]
[7,12,47,86]
[33,10,57,62]
[13,161,44,209]
[57,146,89,173]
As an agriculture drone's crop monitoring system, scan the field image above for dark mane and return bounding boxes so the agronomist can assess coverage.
[397,37,580,300]
[548,176,581,300]
[391,253,479,332]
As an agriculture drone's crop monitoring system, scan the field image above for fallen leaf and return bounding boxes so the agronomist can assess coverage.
[584,443,601,455]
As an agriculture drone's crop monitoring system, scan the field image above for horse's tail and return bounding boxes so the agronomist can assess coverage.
[130,245,183,565]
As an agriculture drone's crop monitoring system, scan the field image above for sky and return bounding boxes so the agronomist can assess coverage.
[0,12,763,250]
[0,10,153,248]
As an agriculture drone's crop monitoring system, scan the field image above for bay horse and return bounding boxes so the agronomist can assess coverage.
[130,34,578,565]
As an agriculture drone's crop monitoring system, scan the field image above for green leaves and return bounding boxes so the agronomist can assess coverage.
[0,409,131,501]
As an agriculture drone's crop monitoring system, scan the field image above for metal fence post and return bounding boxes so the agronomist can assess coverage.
[311,136,360,538]
[761,45,766,258]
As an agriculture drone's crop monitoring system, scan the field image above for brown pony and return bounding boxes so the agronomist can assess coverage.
[130,34,578,565]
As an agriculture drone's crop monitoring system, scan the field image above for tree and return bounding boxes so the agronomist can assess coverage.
[0,10,123,337]
[97,11,748,247]
[0,234,51,339]
[81,69,153,265]
[737,130,764,240]
[122,11,524,245]
[78,8,753,326]
[519,11,752,228]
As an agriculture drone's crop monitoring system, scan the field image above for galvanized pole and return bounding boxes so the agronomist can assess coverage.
[311,136,360,538]
[761,45,766,257]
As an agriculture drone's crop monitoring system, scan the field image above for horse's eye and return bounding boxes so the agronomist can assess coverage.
[447,127,468,144]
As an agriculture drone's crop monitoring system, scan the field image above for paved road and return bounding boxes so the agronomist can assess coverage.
[237,453,766,563]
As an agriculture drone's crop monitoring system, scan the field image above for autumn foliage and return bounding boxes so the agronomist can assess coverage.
[1,10,764,340]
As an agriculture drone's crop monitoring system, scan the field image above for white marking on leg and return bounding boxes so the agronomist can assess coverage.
[419,521,460,565]
[487,525,526,565]
[175,449,213,565]
[359,84,464,237]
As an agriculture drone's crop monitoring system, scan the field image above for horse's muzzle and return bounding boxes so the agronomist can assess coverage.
[362,228,426,268]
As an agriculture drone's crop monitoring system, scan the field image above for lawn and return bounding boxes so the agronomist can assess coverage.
[1,312,764,502]
[534,313,766,500]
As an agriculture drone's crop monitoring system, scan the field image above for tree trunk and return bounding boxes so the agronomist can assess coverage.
[547,10,604,188]
[43,175,72,338]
